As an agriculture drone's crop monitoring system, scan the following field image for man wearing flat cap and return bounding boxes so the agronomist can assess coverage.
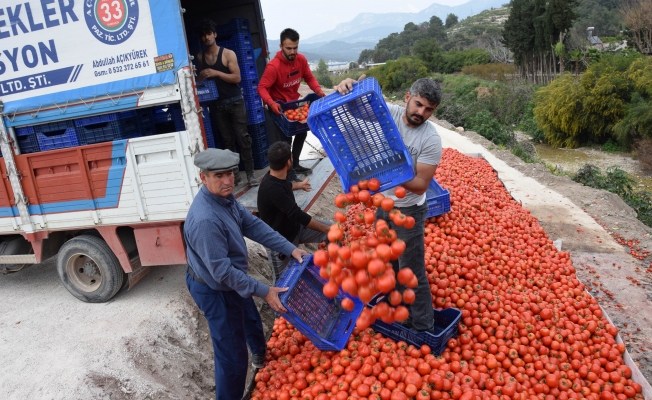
[184,148,307,399]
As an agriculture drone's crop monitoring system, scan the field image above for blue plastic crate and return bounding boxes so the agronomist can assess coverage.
[197,80,219,103]
[74,111,144,145]
[37,126,79,151]
[240,62,258,79]
[247,122,267,140]
[250,134,269,154]
[247,105,265,125]
[253,150,269,170]
[426,179,451,218]
[200,108,216,149]
[368,295,461,355]
[307,77,415,193]
[15,128,40,154]
[276,255,364,351]
[152,104,185,132]
[216,18,250,37]
[270,93,319,138]
[226,33,253,50]
[239,77,259,96]
[217,39,255,65]
[243,91,263,111]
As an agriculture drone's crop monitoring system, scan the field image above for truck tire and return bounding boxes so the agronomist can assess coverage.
[56,235,125,303]
[0,237,33,272]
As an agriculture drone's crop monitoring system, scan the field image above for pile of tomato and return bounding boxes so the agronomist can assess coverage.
[317,177,420,329]
[252,149,645,400]
[284,103,310,123]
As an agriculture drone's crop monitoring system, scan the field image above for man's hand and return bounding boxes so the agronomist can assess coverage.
[316,90,326,98]
[270,102,282,115]
[291,248,309,262]
[265,287,288,313]
[292,178,312,192]
[198,69,215,80]
[334,74,366,95]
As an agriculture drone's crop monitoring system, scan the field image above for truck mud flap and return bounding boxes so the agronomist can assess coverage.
[127,257,150,289]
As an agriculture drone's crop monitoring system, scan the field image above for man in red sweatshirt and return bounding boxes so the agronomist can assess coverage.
[258,28,325,182]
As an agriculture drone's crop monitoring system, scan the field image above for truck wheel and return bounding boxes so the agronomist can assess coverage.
[0,237,33,272]
[57,235,125,303]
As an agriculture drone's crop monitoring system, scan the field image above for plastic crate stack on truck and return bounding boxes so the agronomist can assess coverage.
[0,0,270,302]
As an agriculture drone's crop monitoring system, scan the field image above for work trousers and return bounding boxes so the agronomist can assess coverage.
[186,272,265,399]
[264,108,308,166]
[211,99,254,173]
[376,202,434,332]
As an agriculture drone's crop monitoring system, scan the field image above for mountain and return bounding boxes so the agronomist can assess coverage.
[303,0,507,44]
[267,39,376,62]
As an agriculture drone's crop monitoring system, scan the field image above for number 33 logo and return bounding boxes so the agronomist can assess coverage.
[85,0,140,45]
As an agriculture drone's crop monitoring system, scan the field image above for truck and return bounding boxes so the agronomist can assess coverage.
[0,0,273,302]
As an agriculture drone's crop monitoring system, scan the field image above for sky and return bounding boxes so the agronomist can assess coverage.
[260,0,471,41]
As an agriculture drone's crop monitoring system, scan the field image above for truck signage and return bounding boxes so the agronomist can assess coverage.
[0,0,188,117]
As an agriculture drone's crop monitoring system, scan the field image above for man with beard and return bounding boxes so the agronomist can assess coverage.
[258,28,325,182]
[196,19,258,187]
[334,76,443,334]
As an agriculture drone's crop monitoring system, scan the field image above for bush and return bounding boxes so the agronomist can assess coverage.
[316,73,332,88]
[366,57,429,92]
[465,110,514,146]
[520,102,546,143]
[601,140,622,152]
[533,53,651,148]
[573,164,652,227]
[430,49,491,74]
[461,63,518,82]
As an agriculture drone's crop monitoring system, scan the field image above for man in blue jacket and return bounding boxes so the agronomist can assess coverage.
[184,148,307,399]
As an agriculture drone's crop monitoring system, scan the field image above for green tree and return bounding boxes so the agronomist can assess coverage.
[445,13,459,29]
[366,57,429,92]
[533,54,645,148]
[502,0,535,71]
[358,49,374,64]
[316,59,333,88]
[428,16,447,43]
[413,38,442,71]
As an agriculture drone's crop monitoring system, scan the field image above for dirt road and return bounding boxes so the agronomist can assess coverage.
[1,94,651,398]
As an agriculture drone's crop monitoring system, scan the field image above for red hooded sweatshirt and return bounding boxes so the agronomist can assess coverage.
[258,51,322,106]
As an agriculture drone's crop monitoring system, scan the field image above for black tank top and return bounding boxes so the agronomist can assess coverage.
[201,46,242,100]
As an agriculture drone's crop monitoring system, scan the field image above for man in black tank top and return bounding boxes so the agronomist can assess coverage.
[196,19,258,187]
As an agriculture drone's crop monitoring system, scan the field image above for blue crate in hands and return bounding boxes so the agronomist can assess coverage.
[196,80,219,103]
[306,77,415,193]
[275,255,364,351]
[270,93,320,137]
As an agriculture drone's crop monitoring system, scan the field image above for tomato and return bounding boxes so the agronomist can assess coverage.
[368,178,381,192]
[380,198,395,211]
[313,250,328,267]
[341,297,354,311]
[402,289,416,304]
[394,186,407,198]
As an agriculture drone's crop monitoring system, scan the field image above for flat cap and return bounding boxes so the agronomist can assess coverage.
[194,148,240,172]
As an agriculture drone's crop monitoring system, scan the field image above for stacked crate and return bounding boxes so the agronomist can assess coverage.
[216,18,269,169]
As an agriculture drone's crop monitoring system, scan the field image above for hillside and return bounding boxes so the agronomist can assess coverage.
[302,0,506,44]
[445,6,510,50]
